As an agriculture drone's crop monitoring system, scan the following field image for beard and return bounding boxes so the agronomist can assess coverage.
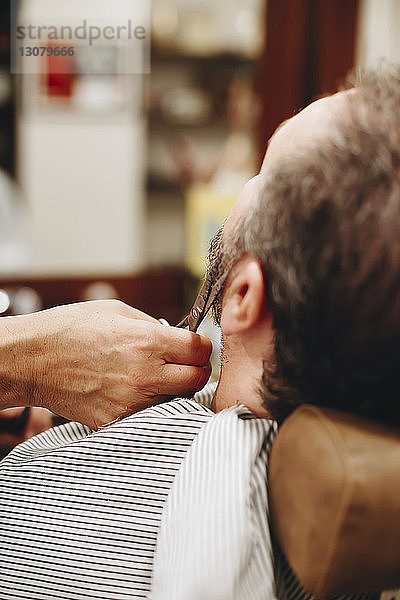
[206,226,225,325]
[206,225,241,326]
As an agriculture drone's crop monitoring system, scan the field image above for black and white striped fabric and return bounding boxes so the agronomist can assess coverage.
[150,405,383,600]
[0,380,393,600]
[0,393,214,600]
[150,405,278,600]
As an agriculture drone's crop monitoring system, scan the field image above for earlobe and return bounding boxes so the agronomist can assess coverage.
[221,257,266,335]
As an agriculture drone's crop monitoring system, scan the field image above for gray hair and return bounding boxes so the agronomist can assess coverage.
[231,65,400,424]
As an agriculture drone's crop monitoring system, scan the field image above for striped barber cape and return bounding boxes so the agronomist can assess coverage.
[0,386,215,600]
[0,380,388,600]
[150,405,381,600]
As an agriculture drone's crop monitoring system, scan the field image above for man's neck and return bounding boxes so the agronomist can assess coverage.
[211,338,272,418]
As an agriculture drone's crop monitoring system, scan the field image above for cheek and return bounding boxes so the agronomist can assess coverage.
[224,194,253,240]
[224,175,264,238]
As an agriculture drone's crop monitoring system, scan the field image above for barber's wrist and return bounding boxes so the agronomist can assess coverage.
[0,314,42,410]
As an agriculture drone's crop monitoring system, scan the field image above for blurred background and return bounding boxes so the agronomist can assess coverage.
[0,0,398,324]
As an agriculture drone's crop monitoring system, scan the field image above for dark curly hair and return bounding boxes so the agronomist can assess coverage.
[232,65,400,425]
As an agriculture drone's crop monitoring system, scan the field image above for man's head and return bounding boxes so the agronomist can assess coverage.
[209,66,400,425]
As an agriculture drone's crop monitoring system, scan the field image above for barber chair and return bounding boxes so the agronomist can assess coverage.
[269,404,400,599]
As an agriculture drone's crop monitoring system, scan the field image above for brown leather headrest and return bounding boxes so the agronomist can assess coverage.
[269,404,400,598]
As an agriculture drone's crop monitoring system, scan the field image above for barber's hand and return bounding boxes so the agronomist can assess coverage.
[14,300,212,429]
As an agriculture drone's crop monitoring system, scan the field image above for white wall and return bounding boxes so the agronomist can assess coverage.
[15,0,148,277]
[357,0,400,67]
[18,116,146,276]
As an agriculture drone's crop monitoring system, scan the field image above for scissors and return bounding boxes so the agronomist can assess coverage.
[176,272,219,332]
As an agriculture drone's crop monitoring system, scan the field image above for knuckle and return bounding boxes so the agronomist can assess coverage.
[192,332,212,363]
[108,299,125,311]
[141,326,158,350]
[187,332,202,356]
[91,298,124,314]
[127,367,140,389]
[188,366,209,391]
[202,338,213,360]
[127,362,159,394]
[127,321,157,351]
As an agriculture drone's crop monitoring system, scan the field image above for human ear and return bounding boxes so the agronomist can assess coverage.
[220,256,266,335]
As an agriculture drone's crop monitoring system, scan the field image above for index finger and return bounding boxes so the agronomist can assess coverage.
[160,327,212,366]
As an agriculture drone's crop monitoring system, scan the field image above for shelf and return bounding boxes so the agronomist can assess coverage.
[151,46,257,67]
[149,114,228,132]
[147,174,183,194]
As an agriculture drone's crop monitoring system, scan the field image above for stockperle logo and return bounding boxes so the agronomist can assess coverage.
[10,0,151,75]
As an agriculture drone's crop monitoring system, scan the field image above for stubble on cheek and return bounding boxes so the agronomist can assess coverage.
[206,227,225,325]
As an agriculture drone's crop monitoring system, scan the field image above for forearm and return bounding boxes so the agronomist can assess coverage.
[0,300,212,428]
[0,306,107,415]
[0,314,38,409]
